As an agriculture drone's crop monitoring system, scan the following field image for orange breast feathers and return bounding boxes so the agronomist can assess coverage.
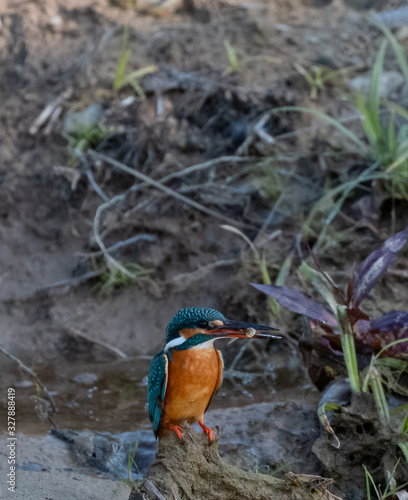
[159,346,223,436]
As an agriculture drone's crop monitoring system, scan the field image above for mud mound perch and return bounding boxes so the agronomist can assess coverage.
[129,426,341,500]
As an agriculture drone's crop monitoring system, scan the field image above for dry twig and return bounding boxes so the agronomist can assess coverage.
[0,346,57,412]
[88,150,253,277]
[63,326,128,360]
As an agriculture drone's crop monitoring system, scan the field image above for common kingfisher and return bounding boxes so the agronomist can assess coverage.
[148,307,280,442]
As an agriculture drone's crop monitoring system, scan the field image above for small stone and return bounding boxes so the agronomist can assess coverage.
[396,26,408,43]
[349,71,405,99]
[15,380,34,388]
[63,103,104,135]
[73,372,98,384]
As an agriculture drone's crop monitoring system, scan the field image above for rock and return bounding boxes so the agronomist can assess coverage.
[51,428,155,477]
[130,427,341,500]
[206,401,322,476]
[396,26,408,43]
[372,6,408,28]
[73,372,99,384]
[349,71,405,99]
[63,103,104,135]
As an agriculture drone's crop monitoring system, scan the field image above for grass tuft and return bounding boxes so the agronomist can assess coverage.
[98,261,153,296]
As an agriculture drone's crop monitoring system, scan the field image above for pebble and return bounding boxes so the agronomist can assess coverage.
[349,71,405,99]
[63,103,103,135]
[73,372,99,384]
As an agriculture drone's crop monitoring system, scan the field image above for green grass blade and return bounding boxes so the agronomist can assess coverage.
[384,459,401,497]
[388,111,397,156]
[375,338,408,360]
[402,413,408,436]
[398,442,408,463]
[356,90,377,147]
[368,40,387,137]
[369,366,390,424]
[265,106,368,151]
[387,147,408,172]
[114,26,130,91]
[363,465,381,498]
[313,163,380,251]
[364,466,371,500]
[336,305,360,392]
[376,358,408,370]
[121,65,158,86]
[387,101,408,122]
[390,404,408,417]
[302,166,384,238]
[275,254,292,286]
[224,40,240,72]
[378,23,408,83]
[362,356,375,393]
[396,136,408,158]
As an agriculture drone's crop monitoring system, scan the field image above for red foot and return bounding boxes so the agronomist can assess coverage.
[199,421,214,443]
[168,423,184,440]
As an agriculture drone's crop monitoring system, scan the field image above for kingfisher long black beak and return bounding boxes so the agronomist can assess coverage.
[206,319,281,340]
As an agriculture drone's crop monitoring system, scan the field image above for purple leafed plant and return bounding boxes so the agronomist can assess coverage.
[252,226,408,359]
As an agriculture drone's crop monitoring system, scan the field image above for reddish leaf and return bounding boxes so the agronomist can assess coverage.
[358,311,408,357]
[251,283,337,326]
[352,226,408,307]
[346,307,370,327]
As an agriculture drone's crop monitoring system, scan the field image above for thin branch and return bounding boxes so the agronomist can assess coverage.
[76,234,158,259]
[86,168,110,202]
[144,480,167,500]
[0,346,57,412]
[93,191,140,278]
[157,155,257,184]
[63,326,128,360]
[29,87,73,135]
[38,269,105,291]
[88,151,253,277]
[89,150,252,228]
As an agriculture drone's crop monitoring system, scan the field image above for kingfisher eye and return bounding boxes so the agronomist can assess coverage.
[196,320,208,329]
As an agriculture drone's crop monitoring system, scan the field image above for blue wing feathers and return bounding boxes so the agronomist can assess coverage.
[148,351,168,435]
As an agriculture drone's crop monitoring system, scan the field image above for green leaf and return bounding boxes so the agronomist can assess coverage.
[224,40,240,72]
[363,465,381,498]
[390,404,408,417]
[114,26,130,91]
[398,442,408,463]
[336,305,360,393]
[262,106,368,151]
[356,90,377,147]
[368,365,390,424]
[298,261,338,314]
[402,413,408,436]
[375,338,408,360]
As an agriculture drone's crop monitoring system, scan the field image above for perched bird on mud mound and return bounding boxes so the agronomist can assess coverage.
[148,307,280,441]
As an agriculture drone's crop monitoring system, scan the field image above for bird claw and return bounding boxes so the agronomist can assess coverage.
[199,421,214,443]
[168,424,184,440]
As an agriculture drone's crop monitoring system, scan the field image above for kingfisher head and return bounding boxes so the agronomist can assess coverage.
[164,306,279,352]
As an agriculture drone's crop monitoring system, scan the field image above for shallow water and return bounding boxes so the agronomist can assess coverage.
[1,342,316,430]
[0,342,319,484]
